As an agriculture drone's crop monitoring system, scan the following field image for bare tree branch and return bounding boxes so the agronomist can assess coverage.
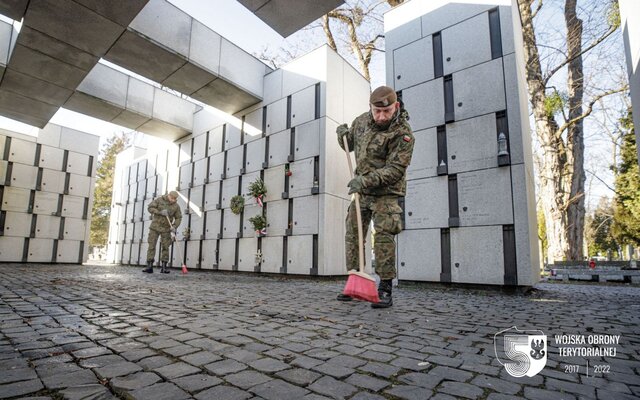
[557,86,629,135]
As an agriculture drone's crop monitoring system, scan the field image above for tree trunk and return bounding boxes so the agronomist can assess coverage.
[564,0,586,260]
[518,0,573,261]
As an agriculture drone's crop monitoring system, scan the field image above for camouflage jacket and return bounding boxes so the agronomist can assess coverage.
[148,195,182,233]
[339,109,415,196]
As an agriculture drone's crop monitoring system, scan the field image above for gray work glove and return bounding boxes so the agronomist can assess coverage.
[336,123,349,144]
[348,176,365,195]
[159,209,169,217]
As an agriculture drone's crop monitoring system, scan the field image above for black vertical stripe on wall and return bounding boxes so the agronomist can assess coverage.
[233,239,239,271]
[51,239,58,263]
[256,236,262,273]
[496,110,511,166]
[2,137,11,160]
[436,125,448,175]
[311,234,319,275]
[489,8,503,59]
[0,210,6,235]
[288,127,296,163]
[281,236,288,274]
[87,155,94,177]
[311,156,320,194]
[314,83,321,119]
[440,228,451,282]
[433,32,443,78]
[34,144,42,167]
[286,95,292,129]
[263,136,270,169]
[286,198,293,236]
[444,75,455,123]
[59,217,65,240]
[448,175,459,227]
[503,225,518,285]
[262,106,267,136]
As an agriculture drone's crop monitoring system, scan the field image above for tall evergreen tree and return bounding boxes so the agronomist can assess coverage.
[611,110,640,247]
[90,134,129,247]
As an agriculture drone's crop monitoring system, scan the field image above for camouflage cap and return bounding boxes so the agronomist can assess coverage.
[168,191,179,198]
[369,86,397,107]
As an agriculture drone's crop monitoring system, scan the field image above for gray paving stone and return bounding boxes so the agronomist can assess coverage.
[438,381,484,399]
[471,374,521,395]
[307,376,357,399]
[224,370,272,389]
[345,373,390,391]
[162,344,200,357]
[311,362,355,379]
[41,369,98,389]
[390,356,431,371]
[523,387,576,400]
[0,379,44,398]
[72,346,112,359]
[358,362,402,378]
[130,382,191,400]
[326,355,368,369]
[486,394,525,400]
[60,384,115,400]
[121,348,157,362]
[291,355,324,369]
[227,349,264,363]
[428,365,473,382]
[0,367,38,385]
[349,392,387,400]
[250,378,310,400]
[276,368,322,386]
[204,359,248,375]
[95,361,143,379]
[248,357,291,373]
[79,354,126,369]
[173,373,222,393]
[111,372,162,392]
[398,372,443,389]
[195,385,252,400]
[180,351,223,366]
[385,385,432,400]
[153,361,201,380]
[596,388,639,400]
[138,355,173,370]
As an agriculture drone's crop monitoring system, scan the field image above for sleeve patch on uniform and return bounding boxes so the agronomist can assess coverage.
[403,135,412,142]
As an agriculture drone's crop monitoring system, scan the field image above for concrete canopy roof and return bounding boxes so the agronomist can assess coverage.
[238,0,345,37]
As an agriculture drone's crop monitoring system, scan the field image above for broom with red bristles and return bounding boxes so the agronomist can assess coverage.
[166,216,188,274]
[342,136,380,303]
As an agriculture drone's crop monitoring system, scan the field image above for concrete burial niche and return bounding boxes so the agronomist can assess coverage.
[0,125,99,263]
[386,0,539,286]
[107,45,372,276]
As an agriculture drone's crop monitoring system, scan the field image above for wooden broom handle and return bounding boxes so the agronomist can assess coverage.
[342,135,365,274]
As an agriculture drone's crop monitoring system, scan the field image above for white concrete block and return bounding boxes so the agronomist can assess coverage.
[263,69,283,105]
[442,12,492,75]
[499,6,515,56]
[66,151,90,176]
[447,113,498,174]
[287,235,313,275]
[291,85,316,128]
[245,138,265,174]
[38,145,65,171]
[263,165,285,203]
[133,201,144,223]
[267,129,290,167]
[208,125,224,155]
[189,19,222,75]
[178,138,192,166]
[406,127,438,181]
[217,238,236,270]
[265,199,288,237]
[200,239,218,269]
[37,125,62,148]
[452,58,505,121]
[238,238,258,272]
[240,171,261,207]
[502,53,525,164]
[394,36,434,90]
[32,191,58,215]
[203,182,221,212]
[3,212,32,237]
[0,237,24,261]
[403,78,444,131]
[222,209,240,239]
[126,77,154,117]
[208,153,225,183]
[405,176,449,229]
[192,158,208,187]
[130,0,191,55]
[192,132,207,162]
[457,168,513,226]
[420,3,495,36]
[77,63,128,108]
[220,177,239,209]
[292,195,318,235]
[204,209,221,239]
[243,107,263,142]
[178,164,192,190]
[188,185,203,213]
[67,173,93,198]
[225,146,244,178]
[56,240,81,263]
[64,218,87,241]
[225,123,242,149]
[451,225,504,285]
[186,240,201,268]
[8,137,36,165]
[61,195,86,219]
[27,238,54,262]
[9,163,38,189]
[242,204,262,238]
[219,38,265,98]
[288,157,315,198]
[266,98,287,135]
[35,215,60,239]
[260,236,283,273]
[294,119,320,161]
[397,228,441,281]
[511,163,539,286]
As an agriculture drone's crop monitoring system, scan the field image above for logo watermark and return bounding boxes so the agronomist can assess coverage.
[494,326,547,378]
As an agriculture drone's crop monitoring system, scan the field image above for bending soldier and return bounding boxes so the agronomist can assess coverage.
[143,191,182,274]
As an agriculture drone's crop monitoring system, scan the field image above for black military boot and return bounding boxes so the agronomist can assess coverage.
[336,293,352,301]
[142,261,153,273]
[160,261,170,274]
[371,280,393,308]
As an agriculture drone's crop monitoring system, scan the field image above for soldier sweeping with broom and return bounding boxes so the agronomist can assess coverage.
[337,86,414,308]
[143,191,182,274]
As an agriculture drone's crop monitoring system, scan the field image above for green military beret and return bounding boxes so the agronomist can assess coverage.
[370,86,397,107]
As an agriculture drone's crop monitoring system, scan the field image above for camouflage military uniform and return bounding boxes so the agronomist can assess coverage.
[339,109,414,280]
[147,194,182,263]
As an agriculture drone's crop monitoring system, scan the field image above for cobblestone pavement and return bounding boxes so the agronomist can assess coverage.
[0,263,639,400]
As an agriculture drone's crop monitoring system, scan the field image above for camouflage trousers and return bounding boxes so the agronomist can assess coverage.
[345,195,403,280]
[147,228,172,263]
